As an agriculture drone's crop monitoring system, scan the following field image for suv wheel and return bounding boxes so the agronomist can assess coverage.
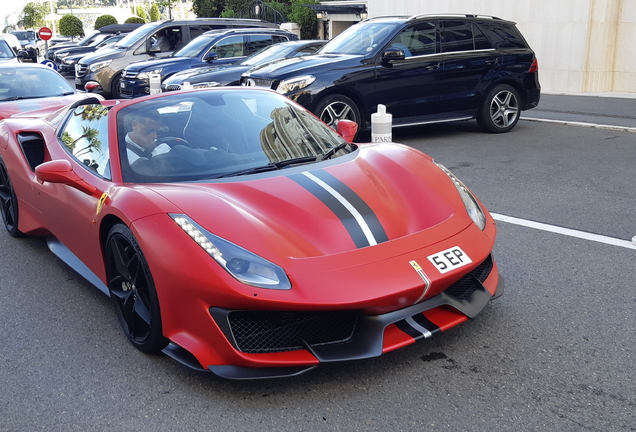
[315,94,361,130]
[477,84,520,133]
[110,72,123,99]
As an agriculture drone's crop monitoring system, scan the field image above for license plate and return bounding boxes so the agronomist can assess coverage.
[427,246,472,274]
[75,78,81,86]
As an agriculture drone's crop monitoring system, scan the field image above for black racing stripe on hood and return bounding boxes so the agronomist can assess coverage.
[289,172,371,248]
[310,169,389,244]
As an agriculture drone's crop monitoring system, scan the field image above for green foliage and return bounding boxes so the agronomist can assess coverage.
[59,14,85,37]
[192,0,225,17]
[289,0,318,39]
[265,1,291,21]
[220,9,235,18]
[135,5,148,21]
[20,2,48,29]
[94,15,118,30]
[157,0,180,19]
[225,0,251,13]
[125,17,146,24]
[149,4,161,21]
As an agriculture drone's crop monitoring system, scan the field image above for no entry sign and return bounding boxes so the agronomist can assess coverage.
[38,27,53,41]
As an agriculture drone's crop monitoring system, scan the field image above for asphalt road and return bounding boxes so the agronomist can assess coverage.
[1,116,635,431]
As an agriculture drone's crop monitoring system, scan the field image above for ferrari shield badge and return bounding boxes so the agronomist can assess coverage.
[409,260,431,303]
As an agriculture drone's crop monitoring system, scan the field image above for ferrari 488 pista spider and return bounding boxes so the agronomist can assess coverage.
[0,88,503,379]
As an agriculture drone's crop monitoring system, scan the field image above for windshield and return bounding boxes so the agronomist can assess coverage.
[12,31,36,41]
[117,89,348,183]
[116,22,159,49]
[88,33,112,47]
[0,67,75,101]
[239,44,296,66]
[0,40,16,59]
[173,35,214,58]
[321,22,398,55]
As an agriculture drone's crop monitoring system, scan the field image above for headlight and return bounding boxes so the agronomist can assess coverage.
[137,68,163,79]
[434,161,486,230]
[56,52,69,59]
[275,75,316,94]
[171,214,291,290]
[63,58,76,65]
[89,59,112,72]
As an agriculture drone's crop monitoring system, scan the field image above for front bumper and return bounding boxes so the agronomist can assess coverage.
[118,78,150,98]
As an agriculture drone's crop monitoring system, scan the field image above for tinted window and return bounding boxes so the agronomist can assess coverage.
[246,35,275,55]
[482,23,528,49]
[212,35,244,58]
[473,24,492,50]
[60,104,111,179]
[190,25,231,39]
[441,21,473,52]
[388,22,436,57]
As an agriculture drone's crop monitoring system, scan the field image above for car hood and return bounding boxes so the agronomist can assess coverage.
[164,64,249,85]
[142,144,473,263]
[0,93,93,121]
[80,47,124,64]
[244,54,361,78]
[127,57,191,72]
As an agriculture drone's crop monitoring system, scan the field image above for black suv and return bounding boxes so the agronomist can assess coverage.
[241,14,540,133]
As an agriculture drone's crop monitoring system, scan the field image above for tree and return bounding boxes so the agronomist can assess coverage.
[20,2,48,29]
[149,3,161,21]
[289,0,318,39]
[94,15,118,30]
[59,14,84,37]
[156,0,180,19]
[125,16,145,24]
[135,5,148,22]
[192,0,225,17]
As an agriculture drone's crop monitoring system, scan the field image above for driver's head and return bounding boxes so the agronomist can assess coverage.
[129,109,161,151]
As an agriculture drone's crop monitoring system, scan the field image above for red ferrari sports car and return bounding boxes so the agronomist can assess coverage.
[0,88,503,379]
[0,63,96,121]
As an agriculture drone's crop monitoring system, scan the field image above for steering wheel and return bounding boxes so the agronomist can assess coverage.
[155,136,193,148]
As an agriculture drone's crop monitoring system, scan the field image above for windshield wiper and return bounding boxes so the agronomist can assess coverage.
[211,156,319,179]
[320,143,349,160]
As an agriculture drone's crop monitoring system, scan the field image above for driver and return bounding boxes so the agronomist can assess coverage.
[125,108,170,164]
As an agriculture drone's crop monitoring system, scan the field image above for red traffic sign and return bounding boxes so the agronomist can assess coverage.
[38,27,53,41]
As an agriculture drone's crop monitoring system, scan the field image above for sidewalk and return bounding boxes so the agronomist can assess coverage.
[521,92,636,130]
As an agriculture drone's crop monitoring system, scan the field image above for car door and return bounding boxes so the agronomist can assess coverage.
[371,21,444,122]
[33,104,112,277]
[440,21,501,113]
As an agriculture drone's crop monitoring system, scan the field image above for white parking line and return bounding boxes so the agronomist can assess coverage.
[491,213,636,250]
[521,117,636,133]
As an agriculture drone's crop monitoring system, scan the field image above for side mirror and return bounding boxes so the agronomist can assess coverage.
[336,120,358,143]
[203,52,218,62]
[35,160,97,195]
[84,81,102,92]
[148,45,161,54]
[381,47,405,63]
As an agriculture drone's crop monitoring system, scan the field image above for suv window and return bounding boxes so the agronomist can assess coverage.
[213,35,244,58]
[388,22,436,57]
[473,24,492,50]
[482,23,528,49]
[190,25,231,39]
[441,21,474,52]
[247,35,285,54]
[60,104,111,179]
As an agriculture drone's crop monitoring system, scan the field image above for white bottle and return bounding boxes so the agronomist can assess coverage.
[371,104,392,143]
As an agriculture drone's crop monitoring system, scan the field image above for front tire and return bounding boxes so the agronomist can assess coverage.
[477,84,520,133]
[315,94,362,131]
[105,224,167,353]
[110,73,123,99]
[0,157,23,237]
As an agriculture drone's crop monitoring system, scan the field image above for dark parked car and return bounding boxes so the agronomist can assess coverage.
[119,27,297,98]
[162,39,326,91]
[56,33,129,75]
[241,14,540,133]
[46,23,143,61]
[11,29,45,62]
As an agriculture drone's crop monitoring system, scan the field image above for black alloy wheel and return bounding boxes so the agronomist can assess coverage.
[105,224,167,353]
[110,72,123,99]
[477,84,521,133]
[315,94,362,131]
[0,158,23,237]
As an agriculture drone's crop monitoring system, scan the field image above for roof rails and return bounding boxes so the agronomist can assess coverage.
[407,13,503,21]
